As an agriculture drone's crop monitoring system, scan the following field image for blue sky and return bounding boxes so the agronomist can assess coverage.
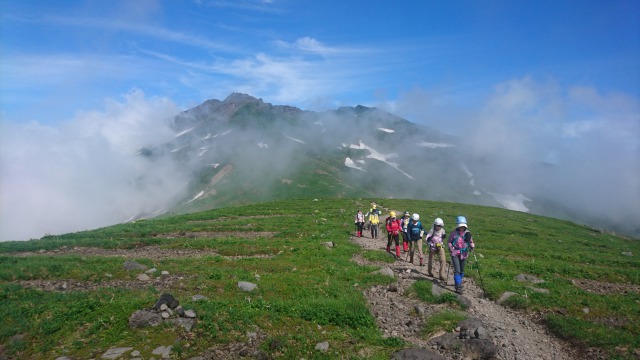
[1,0,639,241]
[1,0,638,125]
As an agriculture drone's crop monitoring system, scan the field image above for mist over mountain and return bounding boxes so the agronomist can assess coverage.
[139,92,639,238]
[1,91,638,241]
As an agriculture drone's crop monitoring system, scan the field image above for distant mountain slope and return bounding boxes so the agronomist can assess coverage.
[135,93,636,237]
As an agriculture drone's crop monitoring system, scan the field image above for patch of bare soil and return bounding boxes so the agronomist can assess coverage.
[571,277,640,295]
[18,274,192,293]
[154,231,277,239]
[350,232,585,360]
[8,245,276,261]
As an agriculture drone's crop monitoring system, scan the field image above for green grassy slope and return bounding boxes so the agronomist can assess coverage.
[0,198,638,359]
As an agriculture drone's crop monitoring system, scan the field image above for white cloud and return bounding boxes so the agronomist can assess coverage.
[0,91,186,241]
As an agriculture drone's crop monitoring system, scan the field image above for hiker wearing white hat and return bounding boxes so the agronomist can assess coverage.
[448,216,475,294]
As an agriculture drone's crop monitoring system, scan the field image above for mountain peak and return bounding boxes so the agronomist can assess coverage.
[223,93,262,105]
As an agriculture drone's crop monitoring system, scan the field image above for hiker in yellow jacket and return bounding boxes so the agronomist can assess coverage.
[367,205,380,239]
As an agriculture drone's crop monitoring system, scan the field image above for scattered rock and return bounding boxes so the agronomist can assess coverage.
[323,241,335,248]
[515,274,545,284]
[192,294,208,301]
[184,309,197,318]
[152,345,172,359]
[431,283,447,297]
[165,317,196,331]
[526,286,550,294]
[128,310,162,328]
[238,281,258,292]
[161,270,170,276]
[123,260,147,271]
[137,274,151,281]
[497,291,518,304]
[154,293,179,310]
[373,267,395,278]
[315,341,329,352]
[145,268,157,274]
[621,251,632,257]
[101,347,133,359]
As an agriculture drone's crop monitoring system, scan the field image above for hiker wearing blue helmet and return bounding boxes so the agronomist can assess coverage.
[448,216,475,294]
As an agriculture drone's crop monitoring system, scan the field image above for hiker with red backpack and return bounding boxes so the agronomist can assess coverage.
[385,211,402,258]
[354,209,365,237]
[448,216,475,294]
[426,217,447,281]
[407,213,425,265]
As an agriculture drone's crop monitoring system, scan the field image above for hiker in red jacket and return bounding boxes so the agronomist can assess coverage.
[386,211,402,258]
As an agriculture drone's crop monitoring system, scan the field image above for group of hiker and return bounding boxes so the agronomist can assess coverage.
[354,204,475,294]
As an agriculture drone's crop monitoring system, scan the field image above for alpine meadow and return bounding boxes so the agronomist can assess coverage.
[0,198,638,359]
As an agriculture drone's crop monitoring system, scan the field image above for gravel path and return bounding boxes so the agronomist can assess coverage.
[350,232,580,360]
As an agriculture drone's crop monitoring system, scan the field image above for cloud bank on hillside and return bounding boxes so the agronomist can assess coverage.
[390,77,640,233]
[0,90,188,241]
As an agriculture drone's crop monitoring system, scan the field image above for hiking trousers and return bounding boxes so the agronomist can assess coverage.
[408,238,423,261]
[428,246,446,280]
[370,223,379,238]
[451,255,467,290]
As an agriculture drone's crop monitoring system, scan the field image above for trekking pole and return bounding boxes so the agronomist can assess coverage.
[473,251,487,298]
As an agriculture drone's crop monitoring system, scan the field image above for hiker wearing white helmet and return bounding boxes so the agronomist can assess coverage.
[448,216,475,294]
[426,217,447,281]
[407,213,425,265]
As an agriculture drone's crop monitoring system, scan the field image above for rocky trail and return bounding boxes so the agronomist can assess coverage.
[350,231,584,360]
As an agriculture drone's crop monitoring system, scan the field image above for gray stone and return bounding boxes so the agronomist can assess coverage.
[152,345,173,359]
[184,309,197,318]
[497,291,518,304]
[515,274,545,284]
[526,286,550,294]
[154,293,179,310]
[414,305,426,318]
[391,347,445,360]
[456,294,472,308]
[136,274,151,281]
[458,318,484,331]
[161,270,170,276]
[323,241,335,248]
[238,281,258,292]
[315,341,329,352]
[374,267,395,278]
[101,347,133,359]
[123,260,147,271]
[621,251,633,257]
[192,294,208,301]
[131,350,141,357]
[128,310,162,328]
[145,268,157,274]
[161,312,170,319]
[55,357,73,360]
[475,326,489,340]
[431,283,447,297]
[165,317,196,331]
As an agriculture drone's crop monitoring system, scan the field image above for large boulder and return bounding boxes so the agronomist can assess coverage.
[128,310,162,328]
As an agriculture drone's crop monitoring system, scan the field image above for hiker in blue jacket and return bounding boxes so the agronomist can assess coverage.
[407,213,425,265]
[448,216,475,294]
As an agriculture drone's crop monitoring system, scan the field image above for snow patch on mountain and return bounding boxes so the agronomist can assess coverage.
[461,163,475,186]
[257,142,268,148]
[345,157,366,171]
[175,127,195,137]
[489,192,532,212]
[188,191,204,203]
[283,133,305,144]
[349,141,414,179]
[417,141,455,149]
[378,127,395,133]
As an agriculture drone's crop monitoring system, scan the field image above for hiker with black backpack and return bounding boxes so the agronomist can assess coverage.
[426,217,447,281]
[406,213,425,265]
[448,216,475,294]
